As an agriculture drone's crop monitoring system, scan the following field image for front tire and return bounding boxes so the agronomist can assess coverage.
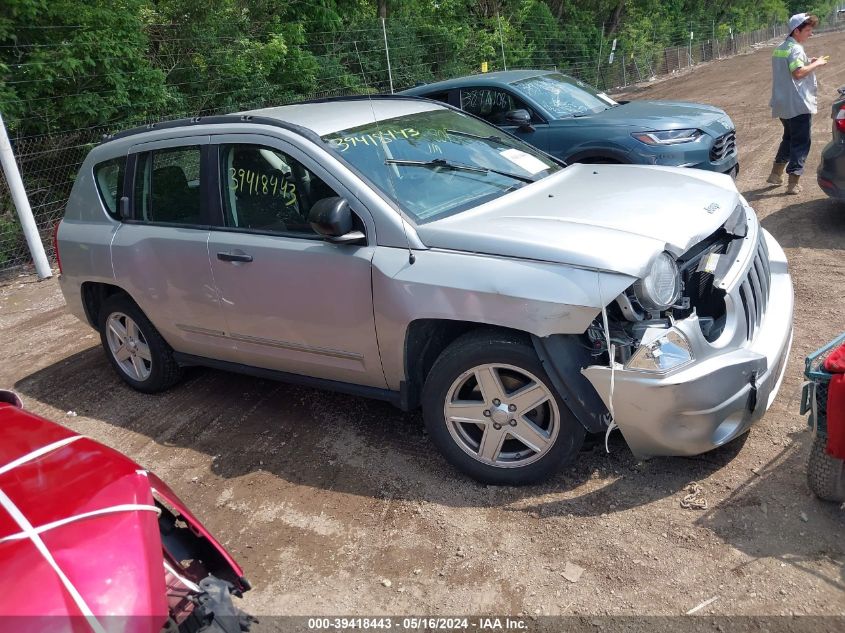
[422,330,585,485]
[98,294,183,393]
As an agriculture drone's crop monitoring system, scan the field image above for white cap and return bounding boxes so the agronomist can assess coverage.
[788,13,810,33]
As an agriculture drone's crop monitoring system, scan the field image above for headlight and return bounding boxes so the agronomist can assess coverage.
[632,252,681,311]
[631,129,702,145]
[626,328,694,372]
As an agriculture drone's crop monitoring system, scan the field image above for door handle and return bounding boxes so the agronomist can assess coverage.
[217,251,253,263]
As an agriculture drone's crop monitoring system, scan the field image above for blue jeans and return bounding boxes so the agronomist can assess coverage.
[775,113,812,175]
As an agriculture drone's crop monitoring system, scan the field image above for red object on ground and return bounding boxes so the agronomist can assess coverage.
[823,343,845,459]
[0,392,249,633]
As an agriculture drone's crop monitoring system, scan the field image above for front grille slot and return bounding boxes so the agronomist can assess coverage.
[737,236,771,341]
[710,130,737,162]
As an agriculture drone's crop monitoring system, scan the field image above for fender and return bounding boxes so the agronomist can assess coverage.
[372,246,633,392]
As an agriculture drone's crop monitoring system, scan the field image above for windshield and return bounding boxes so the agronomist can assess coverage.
[321,108,560,223]
[513,73,618,118]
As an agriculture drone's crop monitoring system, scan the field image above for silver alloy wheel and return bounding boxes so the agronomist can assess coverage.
[105,312,152,382]
[443,363,560,468]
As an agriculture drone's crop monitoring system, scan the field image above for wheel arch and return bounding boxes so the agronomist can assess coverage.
[81,281,132,328]
[531,333,610,434]
[402,319,530,410]
[565,149,631,164]
[402,320,607,434]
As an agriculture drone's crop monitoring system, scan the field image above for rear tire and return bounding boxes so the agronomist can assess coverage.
[98,294,183,393]
[807,432,845,502]
[421,330,585,485]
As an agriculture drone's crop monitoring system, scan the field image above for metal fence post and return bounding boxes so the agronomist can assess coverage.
[497,12,508,71]
[381,18,394,94]
[712,21,717,59]
[0,112,52,279]
[595,24,604,89]
[621,45,627,86]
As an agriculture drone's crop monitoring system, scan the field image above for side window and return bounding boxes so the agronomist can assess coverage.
[219,144,339,235]
[93,157,125,220]
[133,146,202,225]
[422,91,450,104]
[460,88,531,125]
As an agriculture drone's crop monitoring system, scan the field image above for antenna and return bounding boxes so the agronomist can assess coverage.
[353,41,416,265]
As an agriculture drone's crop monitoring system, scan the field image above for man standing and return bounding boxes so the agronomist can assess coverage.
[768,13,827,194]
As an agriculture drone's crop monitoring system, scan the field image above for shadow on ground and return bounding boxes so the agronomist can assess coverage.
[15,347,747,514]
[695,433,845,592]
[760,195,845,249]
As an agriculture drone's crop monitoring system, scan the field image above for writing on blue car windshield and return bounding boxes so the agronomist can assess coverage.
[322,109,559,222]
[512,73,618,118]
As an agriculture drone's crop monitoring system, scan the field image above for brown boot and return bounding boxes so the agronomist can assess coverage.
[766,162,787,185]
[787,173,802,194]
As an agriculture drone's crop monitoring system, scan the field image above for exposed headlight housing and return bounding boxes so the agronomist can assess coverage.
[632,252,681,312]
[626,328,694,373]
[632,129,702,145]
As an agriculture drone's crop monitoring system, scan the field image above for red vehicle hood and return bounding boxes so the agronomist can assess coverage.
[0,397,246,632]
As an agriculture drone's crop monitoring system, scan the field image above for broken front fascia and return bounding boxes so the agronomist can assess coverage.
[580,219,793,459]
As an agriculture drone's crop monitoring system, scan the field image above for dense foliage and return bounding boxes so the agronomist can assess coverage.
[0,0,840,136]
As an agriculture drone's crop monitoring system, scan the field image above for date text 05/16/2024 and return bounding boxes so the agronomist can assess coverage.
[307,617,528,630]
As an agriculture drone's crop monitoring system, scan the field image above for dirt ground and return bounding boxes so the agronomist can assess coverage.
[1,33,844,621]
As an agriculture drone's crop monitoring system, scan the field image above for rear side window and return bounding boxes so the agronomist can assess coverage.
[422,91,450,104]
[133,146,202,225]
[93,157,125,220]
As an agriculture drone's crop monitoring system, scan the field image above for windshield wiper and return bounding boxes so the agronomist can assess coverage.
[384,158,536,183]
[444,129,504,143]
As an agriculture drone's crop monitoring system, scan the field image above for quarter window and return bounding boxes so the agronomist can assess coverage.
[93,157,126,220]
[423,91,451,104]
[219,144,339,235]
[133,146,202,225]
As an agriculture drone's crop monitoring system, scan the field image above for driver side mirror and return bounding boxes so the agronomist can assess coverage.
[505,109,533,131]
[308,197,366,245]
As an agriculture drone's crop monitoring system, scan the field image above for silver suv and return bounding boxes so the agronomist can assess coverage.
[56,97,793,485]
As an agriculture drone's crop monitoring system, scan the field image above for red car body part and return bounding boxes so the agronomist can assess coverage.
[0,392,250,632]
[823,343,845,459]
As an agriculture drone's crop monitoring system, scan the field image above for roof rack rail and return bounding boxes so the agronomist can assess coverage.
[298,94,420,105]
[98,94,436,145]
[99,113,318,145]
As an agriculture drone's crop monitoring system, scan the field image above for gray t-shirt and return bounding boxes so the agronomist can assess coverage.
[770,37,817,119]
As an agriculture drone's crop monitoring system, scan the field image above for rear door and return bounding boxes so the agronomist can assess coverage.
[206,133,385,388]
[111,137,237,362]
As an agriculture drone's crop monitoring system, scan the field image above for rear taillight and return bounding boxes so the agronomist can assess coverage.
[52,221,62,274]
[835,105,845,133]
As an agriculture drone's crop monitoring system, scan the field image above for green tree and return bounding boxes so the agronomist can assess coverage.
[0,0,168,135]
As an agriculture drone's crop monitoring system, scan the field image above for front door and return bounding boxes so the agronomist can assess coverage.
[206,135,386,388]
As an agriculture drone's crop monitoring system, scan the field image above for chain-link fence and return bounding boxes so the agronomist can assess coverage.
[2,11,843,275]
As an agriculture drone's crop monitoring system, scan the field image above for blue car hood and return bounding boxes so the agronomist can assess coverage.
[560,100,733,135]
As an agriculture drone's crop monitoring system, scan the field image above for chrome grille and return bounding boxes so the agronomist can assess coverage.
[710,130,737,162]
[737,235,771,340]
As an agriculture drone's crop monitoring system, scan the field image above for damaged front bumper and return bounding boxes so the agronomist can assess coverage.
[582,228,793,459]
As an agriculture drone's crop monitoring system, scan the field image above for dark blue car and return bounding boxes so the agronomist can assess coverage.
[401,70,738,175]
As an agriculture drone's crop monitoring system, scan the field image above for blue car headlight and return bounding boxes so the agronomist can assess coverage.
[632,129,702,145]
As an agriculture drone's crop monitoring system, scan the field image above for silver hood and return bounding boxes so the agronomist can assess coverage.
[414,163,741,278]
